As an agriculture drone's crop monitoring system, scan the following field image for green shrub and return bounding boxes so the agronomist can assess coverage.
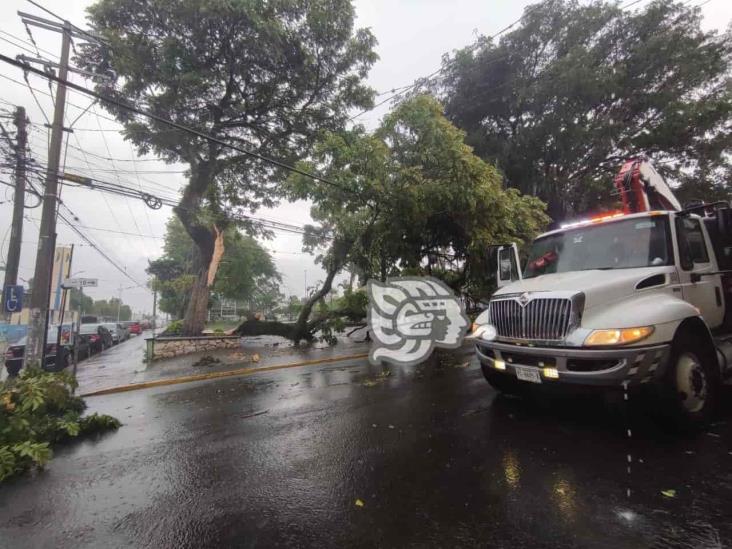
[163,319,184,336]
[0,369,121,483]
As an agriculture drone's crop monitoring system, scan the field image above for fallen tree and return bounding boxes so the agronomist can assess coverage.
[234,96,549,344]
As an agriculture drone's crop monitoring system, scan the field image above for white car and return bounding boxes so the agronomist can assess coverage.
[102,322,128,344]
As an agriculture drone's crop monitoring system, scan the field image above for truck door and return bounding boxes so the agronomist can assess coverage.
[496,244,522,288]
[675,216,724,328]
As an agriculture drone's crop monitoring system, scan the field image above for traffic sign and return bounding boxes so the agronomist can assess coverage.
[3,285,24,313]
[62,277,98,289]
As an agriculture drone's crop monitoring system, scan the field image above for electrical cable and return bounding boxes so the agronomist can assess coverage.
[0,55,356,194]
[90,101,147,245]
[57,208,146,288]
[25,129,184,197]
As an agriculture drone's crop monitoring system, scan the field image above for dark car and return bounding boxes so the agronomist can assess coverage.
[4,325,73,376]
[78,324,113,356]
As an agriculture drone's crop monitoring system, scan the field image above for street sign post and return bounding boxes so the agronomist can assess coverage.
[62,277,98,289]
[60,276,96,392]
[3,285,24,314]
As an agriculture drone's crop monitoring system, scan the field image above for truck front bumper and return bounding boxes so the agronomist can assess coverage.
[475,340,671,387]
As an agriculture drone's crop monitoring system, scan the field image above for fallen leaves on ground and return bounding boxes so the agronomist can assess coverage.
[362,368,392,387]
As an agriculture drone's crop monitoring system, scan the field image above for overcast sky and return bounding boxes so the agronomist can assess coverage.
[0,0,730,315]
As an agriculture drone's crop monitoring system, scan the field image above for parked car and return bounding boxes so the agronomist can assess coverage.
[102,322,128,344]
[78,324,113,356]
[4,325,73,376]
[140,320,151,331]
[117,323,130,341]
[124,321,142,336]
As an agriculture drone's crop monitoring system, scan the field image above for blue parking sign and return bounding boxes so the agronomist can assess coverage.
[3,285,23,313]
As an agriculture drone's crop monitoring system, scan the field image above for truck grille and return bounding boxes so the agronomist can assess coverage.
[489,297,574,341]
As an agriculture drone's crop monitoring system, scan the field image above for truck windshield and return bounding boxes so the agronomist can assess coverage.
[524,216,672,278]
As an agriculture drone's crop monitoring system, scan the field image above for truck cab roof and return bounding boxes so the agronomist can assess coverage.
[537,210,674,241]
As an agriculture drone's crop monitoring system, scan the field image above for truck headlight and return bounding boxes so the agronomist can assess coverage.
[584,326,654,346]
[470,309,496,340]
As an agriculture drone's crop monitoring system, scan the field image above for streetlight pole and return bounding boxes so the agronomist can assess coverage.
[152,280,157,334]
[116,284,123,322]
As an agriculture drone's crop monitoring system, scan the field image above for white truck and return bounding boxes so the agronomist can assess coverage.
[473,158,732,425]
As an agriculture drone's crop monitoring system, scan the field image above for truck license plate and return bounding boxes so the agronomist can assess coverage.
[515,366,542,384]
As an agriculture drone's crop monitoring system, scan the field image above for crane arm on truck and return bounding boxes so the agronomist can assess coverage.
[613,157,682,214]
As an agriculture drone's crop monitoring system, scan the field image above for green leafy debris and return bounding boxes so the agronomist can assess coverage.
[0,369,120,483]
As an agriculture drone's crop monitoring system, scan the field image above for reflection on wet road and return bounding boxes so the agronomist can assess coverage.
[1,357,731,548]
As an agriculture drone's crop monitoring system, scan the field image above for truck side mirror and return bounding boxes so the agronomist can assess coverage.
[496,243,522,288]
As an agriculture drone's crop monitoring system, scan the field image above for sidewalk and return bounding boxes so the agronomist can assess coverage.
[75,330,372,395]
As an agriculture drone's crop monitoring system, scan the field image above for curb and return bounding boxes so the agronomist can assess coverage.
[80,352,370,397]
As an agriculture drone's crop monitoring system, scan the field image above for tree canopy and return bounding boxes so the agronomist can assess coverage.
[79,0,377,334]
[438,0,732,219]
[284,95,549,312]
[69,291,132,321]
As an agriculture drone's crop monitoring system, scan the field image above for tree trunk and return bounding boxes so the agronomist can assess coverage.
[236,319,296,339]
[292,265,339,342]
[175,161,227,336]
[183,268,211,335]
[235,237,357,343]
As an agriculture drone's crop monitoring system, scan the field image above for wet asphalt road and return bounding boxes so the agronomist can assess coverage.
[1,356,731,548]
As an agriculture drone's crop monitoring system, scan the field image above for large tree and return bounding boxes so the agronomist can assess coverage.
[235,95,547,342]
[438,0,732,219]
[78,0,377,334]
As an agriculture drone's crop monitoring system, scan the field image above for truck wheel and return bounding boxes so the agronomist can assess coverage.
[661,332,719,428]
[481,364,522,395]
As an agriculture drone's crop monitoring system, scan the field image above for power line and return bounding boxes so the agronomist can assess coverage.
[17,157,313,236]
[26,0,108,47]
[90,101,148,244]
[76,224,163,239]
[349,3,547,122]
[57,208,146,288]
[24,128,184,198]
[0,31,56,60]
[349,0,660,123]
[0,73,124,125]
[0,55,355,195]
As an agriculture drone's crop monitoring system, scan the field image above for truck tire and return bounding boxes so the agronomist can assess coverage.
[660,331,720,428]
[481,364,522,395]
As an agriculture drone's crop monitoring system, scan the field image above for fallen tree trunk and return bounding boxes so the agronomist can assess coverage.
[234,311,366,344]
[234,319,298,339]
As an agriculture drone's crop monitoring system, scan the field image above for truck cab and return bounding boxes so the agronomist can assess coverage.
[473,206,732,425]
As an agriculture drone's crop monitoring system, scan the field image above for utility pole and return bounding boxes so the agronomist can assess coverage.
[23,17,72,368]
[1,106,28,322]
[72,285,82,389]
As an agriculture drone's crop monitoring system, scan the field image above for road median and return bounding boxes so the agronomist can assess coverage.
[80,352,369,397]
